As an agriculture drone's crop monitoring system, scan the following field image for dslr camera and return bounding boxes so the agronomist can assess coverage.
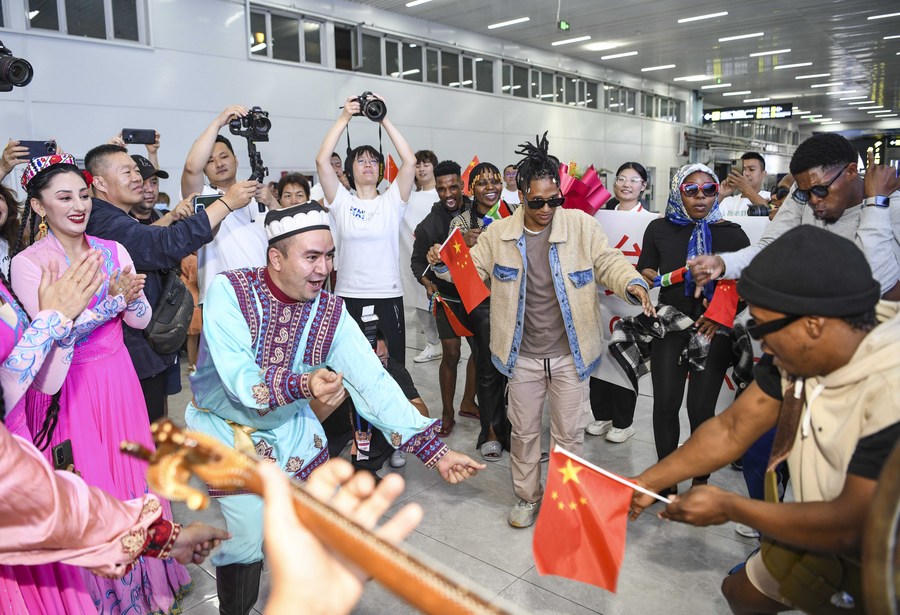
[229,106,271,142]
[0,40,34,93]
[354,92,386,122]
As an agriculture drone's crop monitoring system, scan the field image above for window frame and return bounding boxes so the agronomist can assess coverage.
[25,0,147,44]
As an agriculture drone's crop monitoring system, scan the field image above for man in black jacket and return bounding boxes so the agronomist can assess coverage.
[84,144,257,422]
[410,160,478,436]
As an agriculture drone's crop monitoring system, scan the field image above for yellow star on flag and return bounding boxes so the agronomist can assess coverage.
[558,502,565,510]
[569,502,578,510]
[580,497,587,505]
[551,491,558,500]
[453,241,462,253]
[558,459,582,484]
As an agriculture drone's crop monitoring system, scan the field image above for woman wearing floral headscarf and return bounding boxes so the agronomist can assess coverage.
[636,164,749,497]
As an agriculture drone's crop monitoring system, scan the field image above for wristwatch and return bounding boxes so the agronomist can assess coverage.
[864,195,890,208]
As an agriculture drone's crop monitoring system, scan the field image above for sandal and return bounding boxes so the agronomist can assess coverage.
[458,406,481,420]
[437,418,455,437]
[480,440,502,462]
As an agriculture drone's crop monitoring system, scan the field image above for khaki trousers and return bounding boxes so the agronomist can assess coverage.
[507,354,589,502]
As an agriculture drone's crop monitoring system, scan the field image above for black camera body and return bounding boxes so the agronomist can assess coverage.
[360,305,379,351]
[0,41,34,93]
[354,92,386,122]
[229,106,271,142]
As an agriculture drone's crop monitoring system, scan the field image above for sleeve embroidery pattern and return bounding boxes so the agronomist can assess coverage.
[401,421,449,468]
[2,311,72,385]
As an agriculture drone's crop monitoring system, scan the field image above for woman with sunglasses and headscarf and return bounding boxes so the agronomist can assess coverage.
[636,164,749,496]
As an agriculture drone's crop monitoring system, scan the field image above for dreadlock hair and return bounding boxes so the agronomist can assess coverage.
[514,132,560,196]
[467,162,501,195]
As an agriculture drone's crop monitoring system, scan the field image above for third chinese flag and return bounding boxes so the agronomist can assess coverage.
[532,448,633,592]
[438,227,490,313]
[460,155,480,196]
[384,154,399,183]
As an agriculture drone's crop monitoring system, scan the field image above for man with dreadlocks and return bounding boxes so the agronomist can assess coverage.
[428,133,654,527]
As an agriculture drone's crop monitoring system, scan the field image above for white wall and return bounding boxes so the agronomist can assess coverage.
[0,0,693,210]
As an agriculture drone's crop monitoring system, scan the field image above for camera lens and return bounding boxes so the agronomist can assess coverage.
[364,100,386,122]
[0,56,34,87]
[252,115,271,135]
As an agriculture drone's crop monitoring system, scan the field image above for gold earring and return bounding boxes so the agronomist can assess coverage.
[36,215,48,241]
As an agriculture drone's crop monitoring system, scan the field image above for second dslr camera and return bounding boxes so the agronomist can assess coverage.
[354,92,386,122]
[229,106,271,142]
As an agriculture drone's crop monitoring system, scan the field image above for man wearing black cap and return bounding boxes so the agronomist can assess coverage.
[631,226,900,614]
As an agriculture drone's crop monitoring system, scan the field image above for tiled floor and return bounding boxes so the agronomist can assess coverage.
[168,312,785,614]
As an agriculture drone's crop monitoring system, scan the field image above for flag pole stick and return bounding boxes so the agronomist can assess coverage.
[421,228,460,280]
[554,445,673,505]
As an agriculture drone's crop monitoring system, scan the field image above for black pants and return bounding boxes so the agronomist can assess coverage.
[140,371,168,424]
[321,399,394,476]
[468,303,511,451]
[589,378,637,429]
[342,296,406,367]
[650,331,732,481]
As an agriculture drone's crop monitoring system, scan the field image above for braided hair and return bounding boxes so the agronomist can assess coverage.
[514,132,560,196]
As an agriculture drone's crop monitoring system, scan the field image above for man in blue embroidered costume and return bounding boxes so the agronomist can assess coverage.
[185,201,485,615]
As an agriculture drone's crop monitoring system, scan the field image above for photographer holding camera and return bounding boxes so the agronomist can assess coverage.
[181,105,277,304]
[316,93,416,366]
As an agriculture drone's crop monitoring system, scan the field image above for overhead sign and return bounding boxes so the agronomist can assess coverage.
[703,103,794,122]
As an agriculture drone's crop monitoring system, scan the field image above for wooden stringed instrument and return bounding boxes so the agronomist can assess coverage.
[121,420,522,615]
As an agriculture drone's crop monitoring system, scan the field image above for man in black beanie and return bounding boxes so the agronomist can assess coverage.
[631,226,899,614]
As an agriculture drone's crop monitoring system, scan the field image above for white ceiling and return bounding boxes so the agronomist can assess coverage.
[349,0,900,127]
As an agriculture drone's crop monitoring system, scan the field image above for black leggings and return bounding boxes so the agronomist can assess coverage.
[342,296,406,367]
[650,330,732,481]
[589,378,637,429]
[468,302,510,451]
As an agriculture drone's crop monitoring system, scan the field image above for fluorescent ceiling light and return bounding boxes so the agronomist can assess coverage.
[744,97,771,103]
[250,43,266,52]
[28,10,39,19]
[868,109,891,113]
[749,48,791,57]
[773,62,813,70]
[584,41,618,51]
[876,114,898,118]
[700,83,732,89]
[722,90,752,96]
[718,32,764,42]
[539,94,555,99]
[405,0,433,6]
[641,64,676,72]
[859,105,884,110]
[826,90,858,96]
[552,35,591,46]
[796,73,830,80]
[810,82,843,88]
[884,35,900,39]
[867,12,900,20]
[848,100,876,105]
[601,51,638,60]
[673,74,714,82]
[841,95,870,100]
[488,17,530,29]
[811,117,833,122]
[678,11,728,23]
[390,69,421,77]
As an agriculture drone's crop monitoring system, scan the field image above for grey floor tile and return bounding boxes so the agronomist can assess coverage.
[180,564,219,611]
[495,578,602,614]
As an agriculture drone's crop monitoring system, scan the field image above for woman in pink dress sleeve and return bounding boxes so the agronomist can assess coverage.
[9,154,194,615]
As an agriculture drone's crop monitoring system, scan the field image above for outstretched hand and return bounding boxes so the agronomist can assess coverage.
[626,284,656,317]
[687,255,724,296]
[436,450,486,484]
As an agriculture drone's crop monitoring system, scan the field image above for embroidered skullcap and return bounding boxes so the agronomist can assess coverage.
[22,153,76,189]
[265,202,331,245]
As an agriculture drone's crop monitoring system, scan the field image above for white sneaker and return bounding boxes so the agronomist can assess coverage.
[413,343,443,363]
[508,499,540,528]
[586,420,612,436]
[389,449,407,468]
[735,523,760,539]
[606,426,635,443]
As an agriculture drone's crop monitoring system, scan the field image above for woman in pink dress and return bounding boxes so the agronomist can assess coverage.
[10,154,193,614]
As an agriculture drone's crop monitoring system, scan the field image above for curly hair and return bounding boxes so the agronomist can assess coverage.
[434,160,462,179]
[514,132,560,195]
[789,133,857,176]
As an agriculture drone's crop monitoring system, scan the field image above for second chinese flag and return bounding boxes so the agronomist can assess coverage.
[438,227,490,313]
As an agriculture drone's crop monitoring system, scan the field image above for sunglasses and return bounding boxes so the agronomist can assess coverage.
[772,186,790,201]
[524,196,566,209]
[680,182,719,198]
[792,164,848,204]
[746,314,803,340]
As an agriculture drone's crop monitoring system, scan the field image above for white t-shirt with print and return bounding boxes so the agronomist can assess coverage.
[501,188,521,205]
[330,181,407,299]
[196,184,268,304]
[718,190,771,216]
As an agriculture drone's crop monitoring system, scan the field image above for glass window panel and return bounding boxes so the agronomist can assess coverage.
[360,33,381,75]
[625,90,636,114]
[565,77,576,106]
[512,65,528,98]
[271,14,300,62]
[250,11,267,57]
[334,26,354,71]
[66,0,106,39]
[29,0,60,31]
[461,56,473,88]
[402,44,423,81]
[111,0,139,41]
[0,5,4,28]
[426,49,439,83]
[556,75,565,103]
[529,69,539,98]
[586,82,598,109]
[476,59,493,93]
[502,63,512,93]
[385,40,400,77]
[442,51,459,86]
[540,71,554,101]
[304,21,322,64]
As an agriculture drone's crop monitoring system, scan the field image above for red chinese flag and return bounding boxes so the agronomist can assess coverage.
[704,280,740,328]
[533,449,632,592]
[384,154,399,183]
[438,227,490,313]
[460,155,480,196]
[431,293,473,337]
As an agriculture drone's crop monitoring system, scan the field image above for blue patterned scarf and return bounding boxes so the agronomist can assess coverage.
[664,163,722,301]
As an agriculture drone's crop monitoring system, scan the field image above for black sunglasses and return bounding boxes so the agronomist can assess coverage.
[792,164,848,204]
[746,314,803,340]
[524,196,566,209]
[680,182,719,198]
[773,186,790,200]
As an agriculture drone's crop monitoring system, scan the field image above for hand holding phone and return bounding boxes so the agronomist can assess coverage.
[193,194,222,214]
[18,139,57,160]
[122,128,157,145]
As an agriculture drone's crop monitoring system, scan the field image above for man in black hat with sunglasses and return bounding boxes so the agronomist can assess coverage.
[691,133,900,300]
[630,225,899,614]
